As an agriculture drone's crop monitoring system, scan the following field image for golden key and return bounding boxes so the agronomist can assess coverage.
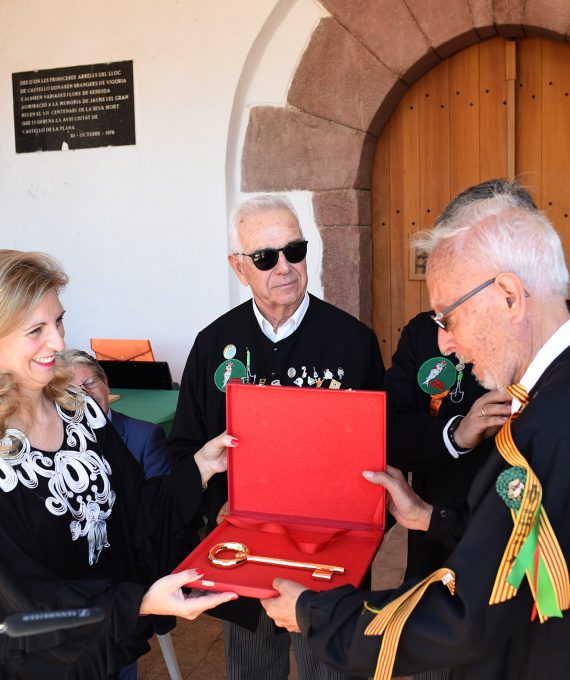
[208,541,345,581]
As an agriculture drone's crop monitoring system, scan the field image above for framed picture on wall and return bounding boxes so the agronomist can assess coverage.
[409,245,427,281]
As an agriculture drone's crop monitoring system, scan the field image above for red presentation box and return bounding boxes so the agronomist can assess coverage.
[173,382,386,598]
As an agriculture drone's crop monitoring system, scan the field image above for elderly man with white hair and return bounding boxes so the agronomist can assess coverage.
[262,191,570,680]
[168,194,385,680]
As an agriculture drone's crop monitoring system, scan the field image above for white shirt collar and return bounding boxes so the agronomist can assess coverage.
[252,292,310,343]
[512,318,570,412]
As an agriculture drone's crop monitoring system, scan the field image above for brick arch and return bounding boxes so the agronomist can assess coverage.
[241,0,570,322]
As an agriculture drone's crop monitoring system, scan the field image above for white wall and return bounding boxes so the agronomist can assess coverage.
[0,0,325,380]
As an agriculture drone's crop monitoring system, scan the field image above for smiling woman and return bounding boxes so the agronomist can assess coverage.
[0,251,75,453]
[0,250,238,679]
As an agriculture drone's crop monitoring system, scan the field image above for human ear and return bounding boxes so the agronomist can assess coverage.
[227,255,249,287]
[495,273,527,324]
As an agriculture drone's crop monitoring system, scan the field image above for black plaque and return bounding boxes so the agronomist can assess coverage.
[12,60,135,153]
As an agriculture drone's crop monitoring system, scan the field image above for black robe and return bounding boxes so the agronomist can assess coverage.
[384,311,492,577]
[168,295,385,630]
[296,347,570,679]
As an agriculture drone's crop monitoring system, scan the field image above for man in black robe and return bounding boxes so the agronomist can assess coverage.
[262,189,570,680]
[168,194,384,680]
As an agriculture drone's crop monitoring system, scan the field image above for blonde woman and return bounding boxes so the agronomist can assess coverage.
[0,250,236,679]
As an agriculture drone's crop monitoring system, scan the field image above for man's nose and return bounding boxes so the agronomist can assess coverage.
[274,250,291,273]
[437,327,456,356]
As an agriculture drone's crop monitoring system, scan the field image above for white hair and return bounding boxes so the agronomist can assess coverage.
[228,194,302,254]
[412,195,568,296]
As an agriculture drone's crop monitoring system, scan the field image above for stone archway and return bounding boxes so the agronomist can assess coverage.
[240,0,570,323]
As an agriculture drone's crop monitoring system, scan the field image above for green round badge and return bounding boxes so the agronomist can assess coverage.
[214,359,246,392]
[496,466,527,510]
[417,357,456,395]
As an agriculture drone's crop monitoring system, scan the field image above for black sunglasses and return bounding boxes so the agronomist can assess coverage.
[236,240,308,271]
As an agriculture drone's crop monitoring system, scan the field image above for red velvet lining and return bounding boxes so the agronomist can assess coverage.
[173,384,386,598]
[174,522,384,599]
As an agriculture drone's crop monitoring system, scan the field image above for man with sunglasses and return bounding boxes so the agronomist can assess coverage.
[262,189,570,680]
[169,194,384,680]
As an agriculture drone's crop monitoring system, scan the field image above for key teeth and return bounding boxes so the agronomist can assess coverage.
[312,569,333,581]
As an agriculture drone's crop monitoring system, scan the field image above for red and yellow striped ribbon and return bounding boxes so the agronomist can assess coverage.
[364,568,455,680]
[490,383,570,619]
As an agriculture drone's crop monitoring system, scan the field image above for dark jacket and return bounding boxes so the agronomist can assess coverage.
[297,347,570,679]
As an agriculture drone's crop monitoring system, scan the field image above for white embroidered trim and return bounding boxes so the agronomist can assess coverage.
[0,396,115,565]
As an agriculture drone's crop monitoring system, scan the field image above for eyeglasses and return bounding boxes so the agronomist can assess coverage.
[78,375,104,391]
[432,278,496,330]
[236,240,308,271]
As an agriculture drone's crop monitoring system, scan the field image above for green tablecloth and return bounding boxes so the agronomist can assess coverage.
[110,388,179,435]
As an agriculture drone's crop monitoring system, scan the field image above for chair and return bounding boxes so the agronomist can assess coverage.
[99,360,174,390]
[157,632,183,680]
[90,338,155,362]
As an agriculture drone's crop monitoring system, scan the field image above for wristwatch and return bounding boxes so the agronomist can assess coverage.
[447,415,471,453]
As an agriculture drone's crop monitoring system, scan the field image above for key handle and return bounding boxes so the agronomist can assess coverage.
[208,542,250,568]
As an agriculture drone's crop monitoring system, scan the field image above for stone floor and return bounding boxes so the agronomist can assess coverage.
[139,525,408,680]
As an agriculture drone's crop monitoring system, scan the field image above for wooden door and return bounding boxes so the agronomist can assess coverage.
[372,37,570,367]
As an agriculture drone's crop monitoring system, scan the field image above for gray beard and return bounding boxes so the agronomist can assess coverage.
[474,363,517,392]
